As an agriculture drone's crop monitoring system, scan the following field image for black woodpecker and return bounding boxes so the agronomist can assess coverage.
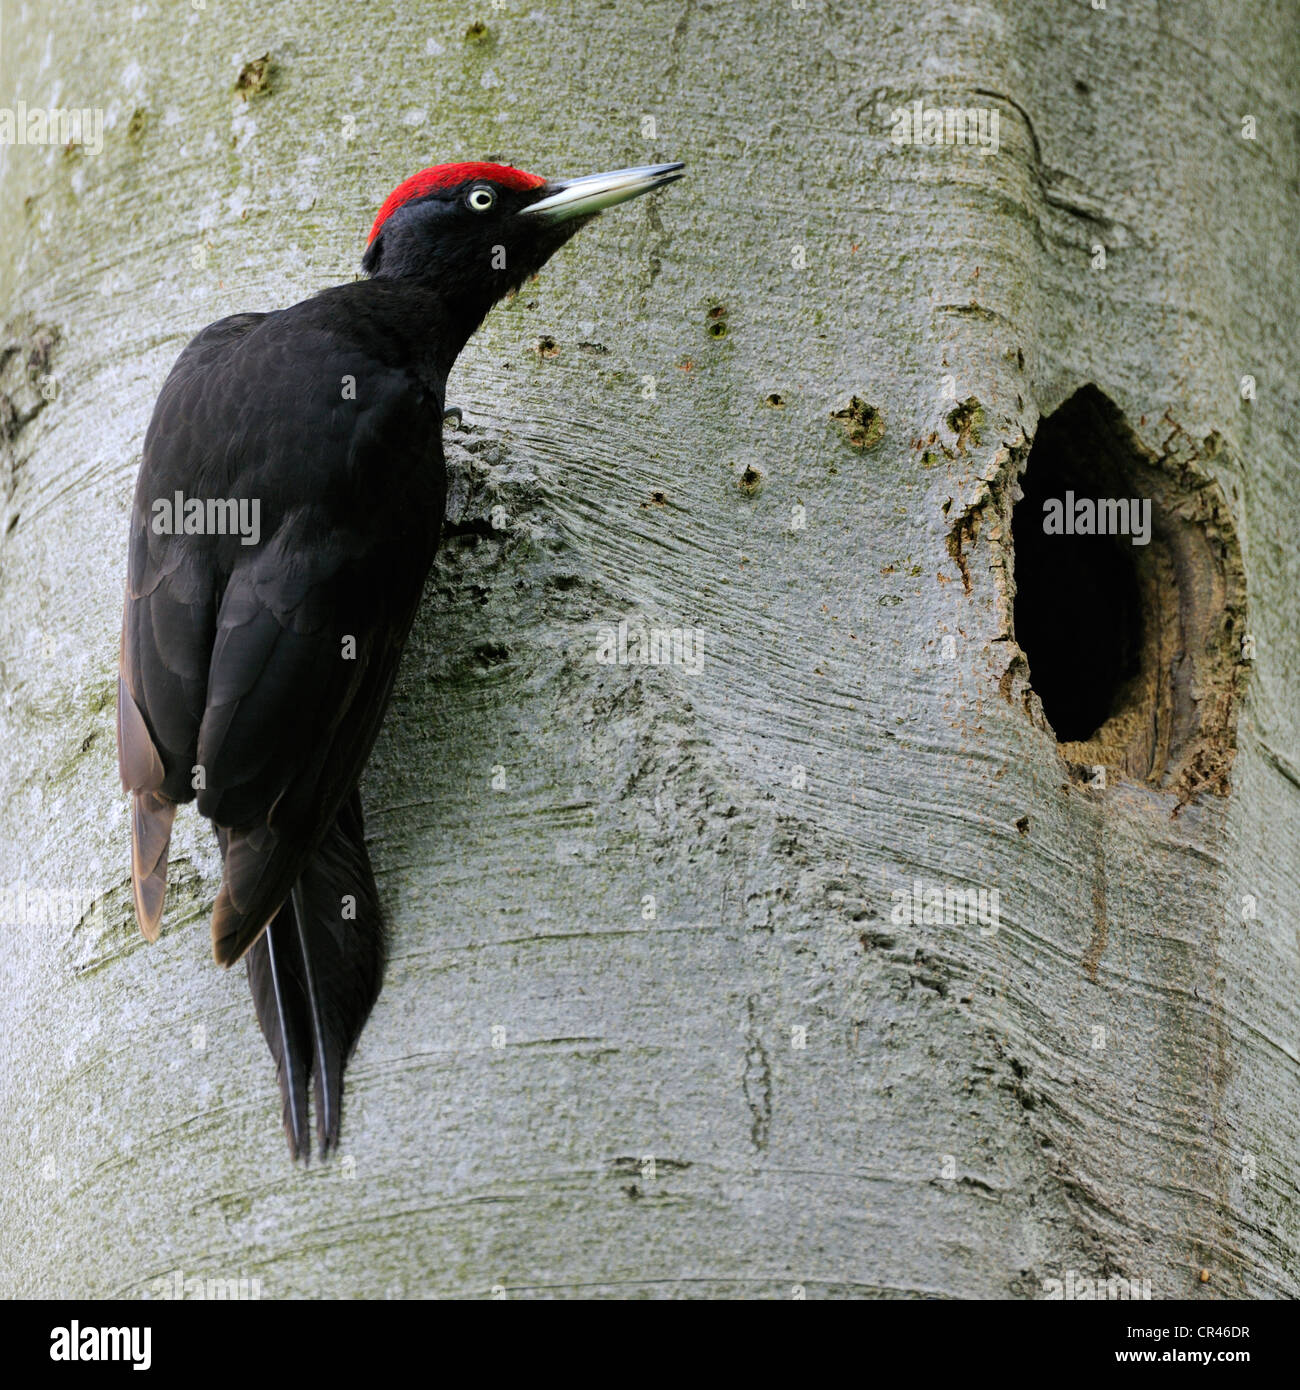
[116,159,685,1158]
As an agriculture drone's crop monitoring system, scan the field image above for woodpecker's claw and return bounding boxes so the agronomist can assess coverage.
[523,162,685,223]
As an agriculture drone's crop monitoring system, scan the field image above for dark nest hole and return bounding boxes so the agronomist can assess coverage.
[1009,386,1245,795]
[1013,412,1145,742]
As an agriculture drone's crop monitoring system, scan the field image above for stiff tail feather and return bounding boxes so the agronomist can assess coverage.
[240,790,386,1159]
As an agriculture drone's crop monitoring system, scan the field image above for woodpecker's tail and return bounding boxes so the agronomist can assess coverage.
[240,790,386,1159]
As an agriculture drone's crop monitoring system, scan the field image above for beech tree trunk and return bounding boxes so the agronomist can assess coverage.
[1,0,1297,1298]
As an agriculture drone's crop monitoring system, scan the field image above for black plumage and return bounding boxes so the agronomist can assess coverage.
[116,159,683,1157]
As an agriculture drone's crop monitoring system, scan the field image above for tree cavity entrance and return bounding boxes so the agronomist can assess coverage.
[1009,386,1246,799]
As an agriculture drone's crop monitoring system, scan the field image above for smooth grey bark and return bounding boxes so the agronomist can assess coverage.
[1,0,1297,1298]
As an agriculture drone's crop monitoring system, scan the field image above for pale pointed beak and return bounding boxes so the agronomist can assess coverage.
[523,162,685,223]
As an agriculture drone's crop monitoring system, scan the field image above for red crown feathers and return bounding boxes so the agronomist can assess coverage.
[367,162,546,243]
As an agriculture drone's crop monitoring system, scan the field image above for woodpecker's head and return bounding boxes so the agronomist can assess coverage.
[362,160,685,293]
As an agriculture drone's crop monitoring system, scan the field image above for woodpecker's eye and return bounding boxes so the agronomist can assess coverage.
[467,187,496,212]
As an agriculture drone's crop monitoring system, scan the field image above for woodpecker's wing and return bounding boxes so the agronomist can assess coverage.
[119,312,269,938]
[180,311,445,965]
[121,299,445,960]
[196,522,424,966]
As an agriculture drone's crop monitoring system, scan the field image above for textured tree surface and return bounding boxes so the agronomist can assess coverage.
[1,1,1297,1298]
